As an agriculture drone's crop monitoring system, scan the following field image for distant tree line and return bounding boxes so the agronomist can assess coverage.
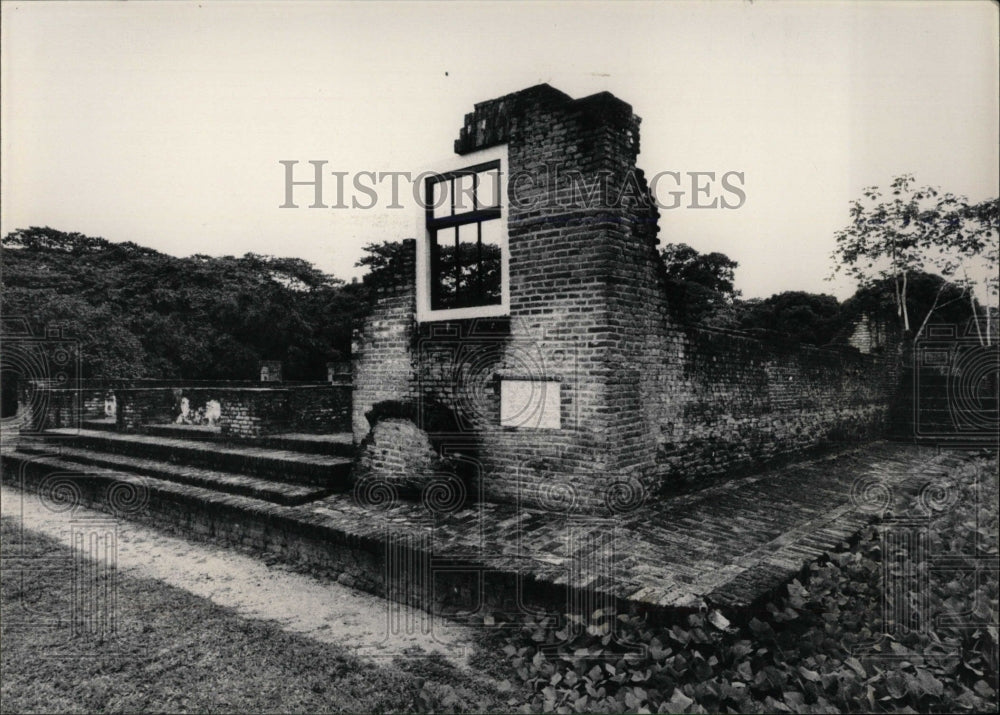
[657,241,980,346]
[1,227,369,380]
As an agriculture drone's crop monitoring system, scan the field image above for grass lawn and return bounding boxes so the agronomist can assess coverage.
[0,517,508,714]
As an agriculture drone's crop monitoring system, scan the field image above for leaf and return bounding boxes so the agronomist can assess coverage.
[692,658,712,681]
[845,657,866,678]
[783,690,806,708]
[973,680,996,698]
[666,689,693,712]
[631,669,650,683]
[886,671,908,699]
[650,641,670,661]
[798,666,822,683]
[707,610,730,630]
[730,640,753,659]
[748,617,771,637]
[736,661,754,681]
[669,625,690,644]
[915,668,943,697]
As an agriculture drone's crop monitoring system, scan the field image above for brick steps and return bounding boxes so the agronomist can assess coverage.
[142,425,355,457]
[0,451,373,557]
[144,424,224,441]
[2,440,982,621]
[37,429,353,488]
[81,418,118,432]
[261,433,355,457]
[13,444,330,506]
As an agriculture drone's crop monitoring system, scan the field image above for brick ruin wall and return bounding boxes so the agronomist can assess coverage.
[353,85,899,512]
[15,386,111,432]
[112,385,351,439]
[116,388,176,431]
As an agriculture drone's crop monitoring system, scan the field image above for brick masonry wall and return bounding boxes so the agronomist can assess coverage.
[81,390,110,418]
[215,389,290,439]
[116,388,177,432]
[287,386,351,433]
[178,386,350,437]
[352,244,419,441]
[355,418,441,494]
[16,387,110,431]
[648,328,893,492]
[354,84,899,512]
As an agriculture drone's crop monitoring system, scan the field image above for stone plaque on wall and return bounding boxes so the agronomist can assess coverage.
[500,379,561,429]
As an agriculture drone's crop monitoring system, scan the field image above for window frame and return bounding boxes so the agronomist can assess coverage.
[416,145,509,322]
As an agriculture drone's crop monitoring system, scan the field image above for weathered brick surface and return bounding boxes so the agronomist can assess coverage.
[354,84,900,512]
[167,386,352,439]
[39,428,352,488]
[351,243,418,442]
[286,386,352,433]
[16,387,110,431]
[15,442,328,506]
[355,418,459,496]
[4,441,982,616]
[116,388,176,432]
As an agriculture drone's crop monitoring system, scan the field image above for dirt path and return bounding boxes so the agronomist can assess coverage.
[0,485,476,666]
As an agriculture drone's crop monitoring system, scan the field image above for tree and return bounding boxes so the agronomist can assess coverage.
[2,226,365,380]
[831,175,999,343]
[356,239,412,292]
[737,292,845,346]
[659,243,740,326]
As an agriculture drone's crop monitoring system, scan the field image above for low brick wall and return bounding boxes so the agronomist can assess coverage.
[92,385,352,439]
[647,327,896,491]
[218,388,291,439]
[179,386,351,439]
[116,388,176,432]
[17,386,113,431]
[286,385,352,433]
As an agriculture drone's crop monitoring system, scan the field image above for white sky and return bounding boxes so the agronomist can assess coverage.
[2,0,997,299]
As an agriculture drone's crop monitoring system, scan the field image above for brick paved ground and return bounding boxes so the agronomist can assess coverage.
[303,441,965,609]
[4,434,980,615]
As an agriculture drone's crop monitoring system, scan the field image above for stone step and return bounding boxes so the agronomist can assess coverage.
[144,423,225,441]
[14,444,331,506]
[1,450,393,605]
[260,432,355,457]
[143,424,355,457]
[81,417,118,432]
[37,429,352,488]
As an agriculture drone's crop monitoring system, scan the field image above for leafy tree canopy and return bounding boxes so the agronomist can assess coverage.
[831,175,998,343]
[660,243,740,326]
[737,291,845,346]
[1,227,366,380]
